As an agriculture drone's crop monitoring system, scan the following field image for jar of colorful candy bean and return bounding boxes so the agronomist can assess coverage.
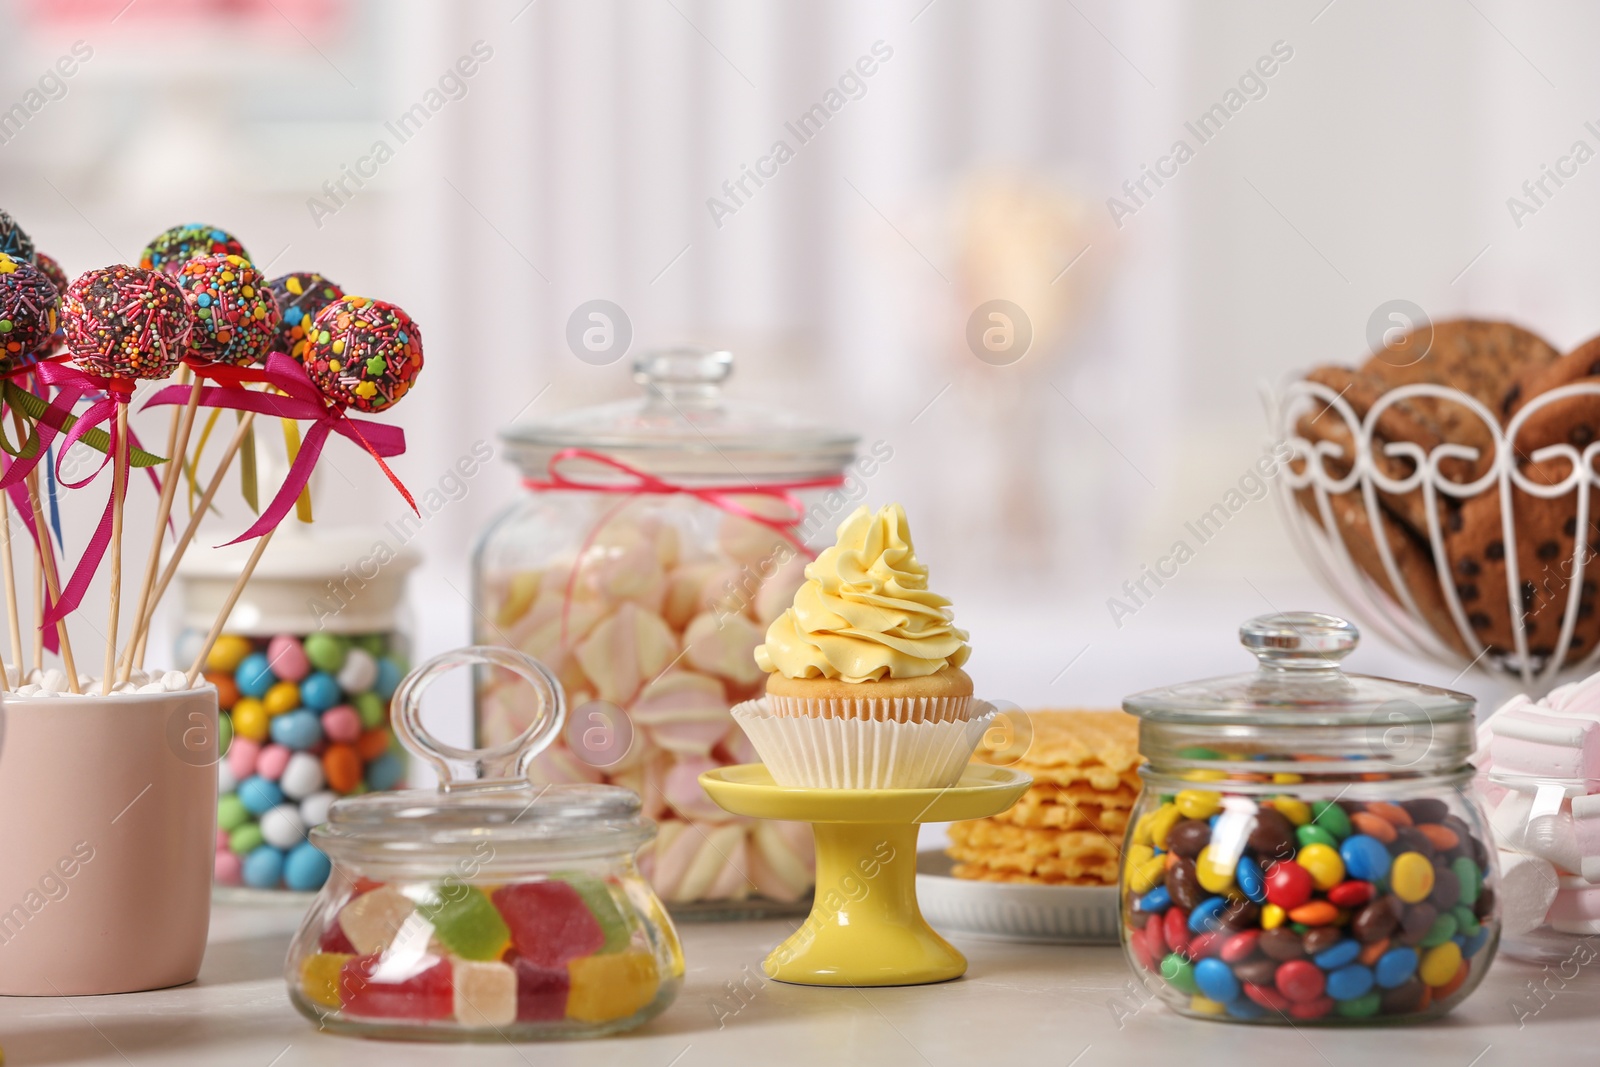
[1119,613,1500,1024]
[177,528,417,896]
[288,646,683,1040]
[474,348,862,911]
[1474,678,1600,964]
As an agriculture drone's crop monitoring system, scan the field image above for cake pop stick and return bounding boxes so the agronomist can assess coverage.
[176,296,421,680]
[130,411,254,670]
[0,476,19,689]
[103,401,129,695]
[118,254,279,681]
[45,266,191,658]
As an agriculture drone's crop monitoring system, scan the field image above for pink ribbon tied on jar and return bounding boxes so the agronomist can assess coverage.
[521,447,844,645]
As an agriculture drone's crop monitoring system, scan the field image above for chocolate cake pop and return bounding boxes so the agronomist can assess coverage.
[0,209,34,262]
[138,224,249,276]
[0,253,59,369]
[267,272,344,361]
[62,265,193,379]
[301,296,423,412]
[176,254,281,366]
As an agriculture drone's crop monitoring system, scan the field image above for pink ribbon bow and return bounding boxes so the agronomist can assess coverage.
[143,351,416,546]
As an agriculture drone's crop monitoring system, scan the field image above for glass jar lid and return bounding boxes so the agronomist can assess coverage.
[1124,612,1476,728]
[500,347,859,485]
[312,646,654,870]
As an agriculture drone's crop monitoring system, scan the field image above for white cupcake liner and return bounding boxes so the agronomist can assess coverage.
[732,698,996,789]
[763,693,974,723]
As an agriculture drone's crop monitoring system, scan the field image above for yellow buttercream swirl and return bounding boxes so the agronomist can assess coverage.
[754,503,970,682]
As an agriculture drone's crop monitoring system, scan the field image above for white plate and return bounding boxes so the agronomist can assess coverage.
[916,850,1120,944]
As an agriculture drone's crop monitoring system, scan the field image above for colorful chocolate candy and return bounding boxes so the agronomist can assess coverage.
[300,296,422,412]
[267,272,344,361]
[205,630,407,892]
[296,874,669,1032]
[176,254,281,366]
[1124,791,1497,1022]
[61,265,192,378]
[138,223,250,275]
[0,253,59,368]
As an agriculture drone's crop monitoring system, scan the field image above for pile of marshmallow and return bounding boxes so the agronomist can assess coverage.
[1476,675,1600,940]
[477,507,815,904]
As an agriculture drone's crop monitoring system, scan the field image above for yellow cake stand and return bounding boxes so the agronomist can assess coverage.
[699,763,1031,987]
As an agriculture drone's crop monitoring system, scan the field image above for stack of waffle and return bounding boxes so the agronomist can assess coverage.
[947,710,1141,885]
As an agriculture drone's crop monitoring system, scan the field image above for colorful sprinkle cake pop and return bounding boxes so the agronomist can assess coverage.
[301,296,423,412]
[34,251,68,295]
[139,224,250,276]
[177,254,282,366]
[268,272,344,361]
[0,209,34,262]
[0,253,59,368]
[63,265,194,379]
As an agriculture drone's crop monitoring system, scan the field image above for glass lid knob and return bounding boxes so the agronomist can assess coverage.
[634,347,733,408]
[1240,612,1358,669]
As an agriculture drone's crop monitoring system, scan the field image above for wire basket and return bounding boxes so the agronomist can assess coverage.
[1268,376,1600,692]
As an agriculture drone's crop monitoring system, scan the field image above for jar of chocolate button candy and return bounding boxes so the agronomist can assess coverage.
[1118,613,1499,1024]
[287,647,682,1040]
[177,528,417,897]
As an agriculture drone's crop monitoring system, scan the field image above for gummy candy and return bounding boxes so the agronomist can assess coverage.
[453,959,517,1028]
[301,952,351,1008]
[566,950,660,1023]
[417,884,510,961]
[338,885,415,954]
[491,881,604,967]
[557,873,631,953]
[510,954,569,1021]
[340,953,453,1019]
[319,921,357,955]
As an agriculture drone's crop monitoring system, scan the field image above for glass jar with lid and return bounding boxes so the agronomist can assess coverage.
[287,646,683,1040]
[1119,612,1499,1024]
[473,347,863,912]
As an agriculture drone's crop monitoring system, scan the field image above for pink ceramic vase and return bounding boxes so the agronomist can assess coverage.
[0,685,219,995]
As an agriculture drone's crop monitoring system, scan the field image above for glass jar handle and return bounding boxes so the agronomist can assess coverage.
[390,645,566,792]
[1240,612,1358,669]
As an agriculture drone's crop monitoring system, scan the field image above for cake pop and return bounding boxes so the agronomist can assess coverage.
[28,254,68,359]
[177,254,281,366]
[267,272,344,361]
[138,224,250,276]
[0,209,34,262]
[62,265,193,378]
[0,253,59,369]
[301,296,423,412]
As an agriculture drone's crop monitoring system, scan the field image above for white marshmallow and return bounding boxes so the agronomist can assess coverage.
[39,669,65,692]
[1499,849,1560,936]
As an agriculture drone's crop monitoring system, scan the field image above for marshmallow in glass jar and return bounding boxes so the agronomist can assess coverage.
[473,348,863,912]
[1475,673,1600,962]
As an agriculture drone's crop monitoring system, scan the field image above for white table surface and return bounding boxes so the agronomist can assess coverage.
[2,902,1597,1066]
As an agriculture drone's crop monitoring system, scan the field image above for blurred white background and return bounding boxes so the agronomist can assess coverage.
[3,0,1592,716]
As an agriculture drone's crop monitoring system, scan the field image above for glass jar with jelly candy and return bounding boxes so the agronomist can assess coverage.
[1118,613,1499,1024]
[287,646,683,1040]
[473,347,860,913]
[176,526,417,897]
